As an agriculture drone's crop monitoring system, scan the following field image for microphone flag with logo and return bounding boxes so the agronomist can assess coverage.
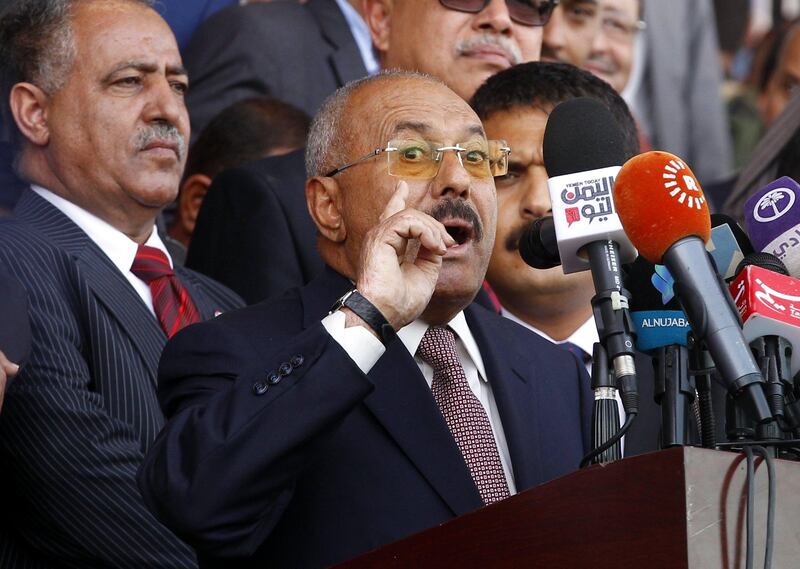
[626,257,691,352]
[730,257,800,375]
[744,176,800,277]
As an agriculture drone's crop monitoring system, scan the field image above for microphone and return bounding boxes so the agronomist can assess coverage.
[518,216,559,269]
[542,97,637,274]
[730,254,798,383]
[613,150,771,423]
[744,176,800,277]
[729,253,798,442]
[541,97,639,418]
[626,257,694,447]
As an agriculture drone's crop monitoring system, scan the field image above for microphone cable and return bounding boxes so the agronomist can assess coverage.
[743,444,776,569]
[579,411,637,468]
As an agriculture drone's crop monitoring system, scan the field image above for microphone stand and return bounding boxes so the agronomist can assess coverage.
[751,337,792,457]
[689,335,717,449]
[584,239,639,419]
[654,344,695,447]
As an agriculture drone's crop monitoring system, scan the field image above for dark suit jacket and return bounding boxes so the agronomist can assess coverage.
[139,267,593,568]
[155,0,237,52]
[183,0,367,140]
[186,149,323,304]
[0,269,30,369]
[0,190,244,569]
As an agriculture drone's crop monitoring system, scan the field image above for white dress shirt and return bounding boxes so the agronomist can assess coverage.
[322,309,517,494]
[31,185,171,316]
[502,310,597,376]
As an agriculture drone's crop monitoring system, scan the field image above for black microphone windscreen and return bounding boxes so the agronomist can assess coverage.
[519,216,560,269]
[542,97,628,177]
[734,251,789,277]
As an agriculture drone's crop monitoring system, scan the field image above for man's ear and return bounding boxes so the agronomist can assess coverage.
[363,0,392,55]
[306,176,346,243]
[178,173,212,238]
[9,83,51,147]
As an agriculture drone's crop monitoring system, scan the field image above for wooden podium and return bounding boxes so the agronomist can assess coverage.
[335,447,800,568]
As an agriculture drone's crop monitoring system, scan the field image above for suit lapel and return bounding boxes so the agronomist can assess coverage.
[306,0,368,85]
[15,191,166,382]
[175,266,220,320]
[299,269,482,515]
[364,343,483,515]
[465,305,544,491]
[73,245,165,381]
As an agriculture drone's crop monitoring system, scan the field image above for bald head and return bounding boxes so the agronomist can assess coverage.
[305,70,447,178]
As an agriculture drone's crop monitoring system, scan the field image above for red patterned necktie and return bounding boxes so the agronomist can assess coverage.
[417,326,510,505]
[130,244,200,338]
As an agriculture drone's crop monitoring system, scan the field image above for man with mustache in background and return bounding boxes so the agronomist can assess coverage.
[139,71,592,568]
[364,0,553,101]
[0,1,243,567]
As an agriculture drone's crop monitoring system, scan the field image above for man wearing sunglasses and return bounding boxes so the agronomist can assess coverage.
[365,0,556,101]
[140,71,591,568]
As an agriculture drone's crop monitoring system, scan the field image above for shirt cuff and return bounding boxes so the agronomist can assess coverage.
[322,310,385,374]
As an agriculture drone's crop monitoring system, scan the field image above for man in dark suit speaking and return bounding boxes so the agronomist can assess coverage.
[0,1,243,567]
[139,71,592,568]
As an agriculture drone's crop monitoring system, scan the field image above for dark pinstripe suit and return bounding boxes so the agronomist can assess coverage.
[0,190,244,568]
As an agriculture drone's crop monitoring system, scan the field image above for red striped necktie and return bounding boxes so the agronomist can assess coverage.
[130,244,200,338]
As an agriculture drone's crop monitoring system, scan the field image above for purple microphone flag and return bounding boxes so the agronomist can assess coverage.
[744,176,800,251]
[744,176,800,277]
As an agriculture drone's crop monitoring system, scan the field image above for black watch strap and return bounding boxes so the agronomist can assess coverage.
[338,290,396,346]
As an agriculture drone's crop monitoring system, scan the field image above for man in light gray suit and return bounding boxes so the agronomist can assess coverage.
[629,0,733,185]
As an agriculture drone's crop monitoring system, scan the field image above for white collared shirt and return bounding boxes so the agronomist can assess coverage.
[322,309,517,494]
[31,185,171,316]
[502,310,598,375]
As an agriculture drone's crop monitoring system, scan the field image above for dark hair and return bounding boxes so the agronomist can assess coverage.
[184,96,311,180]
[0,0,153,148]
[470,62,640,159]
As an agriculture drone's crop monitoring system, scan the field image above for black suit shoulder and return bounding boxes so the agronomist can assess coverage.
[183,1,364,136]
[186,151,323,304]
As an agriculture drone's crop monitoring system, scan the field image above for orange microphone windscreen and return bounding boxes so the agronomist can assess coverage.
[613,151,711,264]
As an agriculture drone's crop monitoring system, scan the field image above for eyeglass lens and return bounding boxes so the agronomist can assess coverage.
[386,139,509,179]
[438,0,557,26]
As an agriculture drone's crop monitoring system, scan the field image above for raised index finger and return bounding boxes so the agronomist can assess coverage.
[379,180,409,222]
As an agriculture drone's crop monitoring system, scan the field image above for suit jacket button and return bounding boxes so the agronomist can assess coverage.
[278,362,293,376]
[290,354,304,368]
[267,371,281,385]
[253,382,269,395]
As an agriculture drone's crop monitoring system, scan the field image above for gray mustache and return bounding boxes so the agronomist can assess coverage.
[135,123,186,160]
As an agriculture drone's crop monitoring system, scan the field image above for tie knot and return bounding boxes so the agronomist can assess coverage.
[131,245,174,283]
[416,326,460,372]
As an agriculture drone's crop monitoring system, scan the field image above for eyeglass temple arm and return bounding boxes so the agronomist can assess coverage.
[324,148,383,178]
